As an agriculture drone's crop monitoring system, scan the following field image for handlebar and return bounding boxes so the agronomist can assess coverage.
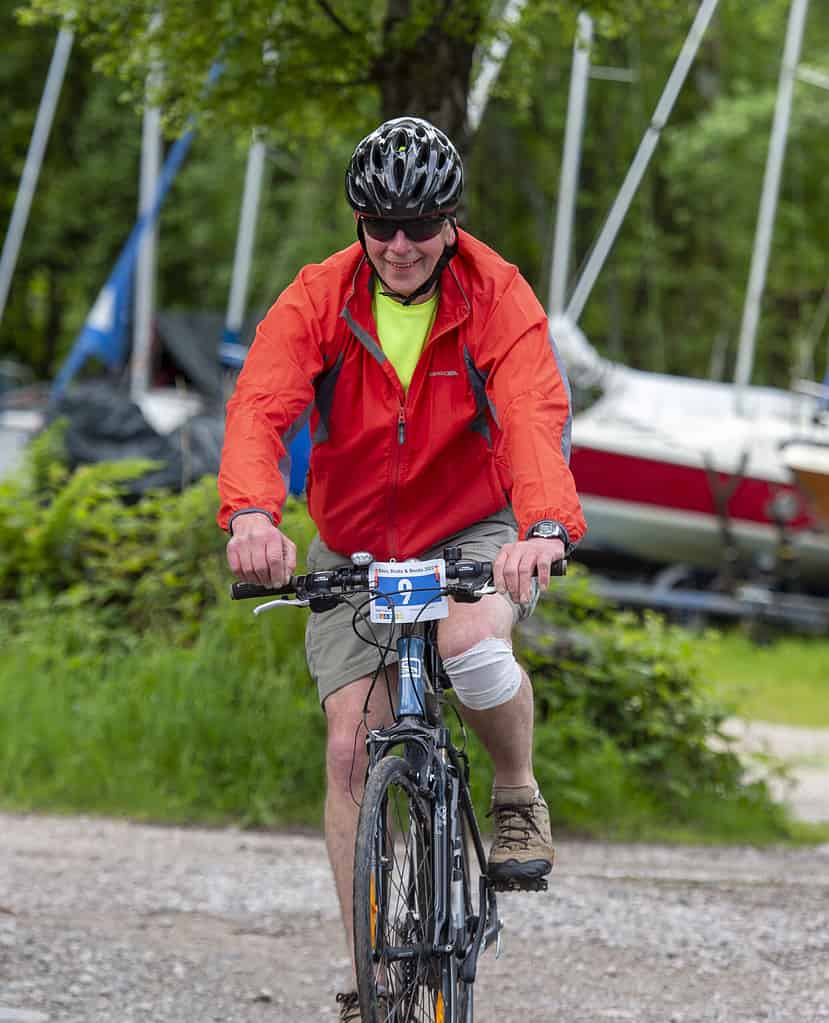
[230,548,566,605]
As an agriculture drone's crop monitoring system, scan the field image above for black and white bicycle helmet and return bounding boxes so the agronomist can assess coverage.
[345,116,463,218]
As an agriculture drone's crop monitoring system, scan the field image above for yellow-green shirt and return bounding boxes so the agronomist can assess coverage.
[373,290,438,392]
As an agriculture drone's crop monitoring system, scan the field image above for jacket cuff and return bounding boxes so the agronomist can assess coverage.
[227,508,276,535]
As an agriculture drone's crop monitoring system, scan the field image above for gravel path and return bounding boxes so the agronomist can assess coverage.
[1,813,828,1023]
[721,719,829,823]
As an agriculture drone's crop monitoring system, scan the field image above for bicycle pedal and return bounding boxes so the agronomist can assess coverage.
[490,876,549,893]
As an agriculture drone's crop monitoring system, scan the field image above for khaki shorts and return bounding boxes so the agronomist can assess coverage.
[305,508,538,705]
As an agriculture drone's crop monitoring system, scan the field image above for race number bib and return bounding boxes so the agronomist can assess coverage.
[369,558,449,624]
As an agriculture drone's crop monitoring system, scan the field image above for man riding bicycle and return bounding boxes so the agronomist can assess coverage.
[218,115,586,1021]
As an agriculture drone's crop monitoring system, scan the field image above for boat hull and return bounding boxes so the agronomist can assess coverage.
[571,444,829,585]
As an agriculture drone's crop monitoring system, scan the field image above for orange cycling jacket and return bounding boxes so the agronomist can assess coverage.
[217,229,586,560]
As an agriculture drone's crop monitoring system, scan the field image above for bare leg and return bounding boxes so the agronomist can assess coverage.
[324,669,397,977]
[453,667,535,787]
[439,595,537,788]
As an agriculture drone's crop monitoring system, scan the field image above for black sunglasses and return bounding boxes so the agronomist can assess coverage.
[360,216,446,243]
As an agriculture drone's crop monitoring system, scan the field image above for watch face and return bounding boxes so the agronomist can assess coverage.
[530,520,568,544]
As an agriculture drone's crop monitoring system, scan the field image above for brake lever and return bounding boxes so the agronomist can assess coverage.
[252,597,310,615]
[448,580,496,603]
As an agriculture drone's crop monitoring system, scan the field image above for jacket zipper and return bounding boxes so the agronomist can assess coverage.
[389,402,406,557]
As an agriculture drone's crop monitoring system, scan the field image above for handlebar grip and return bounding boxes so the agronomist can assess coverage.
[231,580,295,600]
[551,559,567,577]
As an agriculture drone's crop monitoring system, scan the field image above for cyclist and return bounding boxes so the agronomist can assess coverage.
[218,115,586,1020]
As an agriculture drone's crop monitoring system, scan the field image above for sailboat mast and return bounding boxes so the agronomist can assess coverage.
[0,26,73,326]
[132,62,162,401]
[565,0,720,325]
[733,0,810,409]
[549,12,592,317]
[466,0,528,135]
[224,131,266,351]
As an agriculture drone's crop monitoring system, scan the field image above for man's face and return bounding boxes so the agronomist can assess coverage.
[360,216,455,303]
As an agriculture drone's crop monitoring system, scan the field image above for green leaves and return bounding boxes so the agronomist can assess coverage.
[516,576,776,831]
[0,421,215,622]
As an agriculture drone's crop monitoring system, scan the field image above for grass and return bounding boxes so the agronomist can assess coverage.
[0,601,328,827]
[696,629,829,728]
[0,598,819,844]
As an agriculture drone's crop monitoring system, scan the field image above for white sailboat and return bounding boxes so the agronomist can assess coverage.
[549,0,829,589]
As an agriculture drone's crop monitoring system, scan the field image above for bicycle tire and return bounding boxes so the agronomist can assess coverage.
[446,800,475,1023]
[354,754,449,1022]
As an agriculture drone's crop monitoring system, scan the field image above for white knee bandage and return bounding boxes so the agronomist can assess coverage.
[442,638,522,711]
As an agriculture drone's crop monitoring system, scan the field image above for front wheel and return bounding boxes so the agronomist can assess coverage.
[354,755,449,1022]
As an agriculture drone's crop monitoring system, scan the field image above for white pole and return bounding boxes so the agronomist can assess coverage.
[734,0,810,404]
[549,12,593,316]
[131,104,162,401]
[131,16,163,403]
[466,0,528,135]
[225,131,266,341]
[0,26,74,326]
[565,0,721,324]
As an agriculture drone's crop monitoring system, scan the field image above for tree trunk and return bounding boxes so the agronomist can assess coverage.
[372,0,482,151]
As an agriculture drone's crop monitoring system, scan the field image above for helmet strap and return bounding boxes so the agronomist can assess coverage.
[356,217,459,306]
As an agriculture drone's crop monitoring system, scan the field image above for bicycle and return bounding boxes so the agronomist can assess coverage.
[231,544,565,1023]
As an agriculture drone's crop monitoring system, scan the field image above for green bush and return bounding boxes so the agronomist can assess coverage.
[514,577,789,839]
[0,420,314,631]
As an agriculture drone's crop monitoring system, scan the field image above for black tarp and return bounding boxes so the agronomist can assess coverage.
[42,308,259,494]
[51,381,225,495]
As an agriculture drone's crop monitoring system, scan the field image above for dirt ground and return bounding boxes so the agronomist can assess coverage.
[721,718,829,823]
[1,808,828,1023]
[2,716,828,1023]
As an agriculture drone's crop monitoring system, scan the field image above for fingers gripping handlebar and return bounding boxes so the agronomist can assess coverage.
[230,550,566,602]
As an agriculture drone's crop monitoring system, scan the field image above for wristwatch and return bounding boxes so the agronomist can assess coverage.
[525,519,571,552]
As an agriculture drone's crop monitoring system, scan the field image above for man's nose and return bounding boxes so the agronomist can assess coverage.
[388,229,411,251]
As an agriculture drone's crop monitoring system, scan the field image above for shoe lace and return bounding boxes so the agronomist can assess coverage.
[338,989,391,1022]
[488,802,540,851]
[336,991,360,1022]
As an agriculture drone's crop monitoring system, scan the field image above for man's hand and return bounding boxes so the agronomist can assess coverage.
[226,513,297,588]
[493,538,566,603]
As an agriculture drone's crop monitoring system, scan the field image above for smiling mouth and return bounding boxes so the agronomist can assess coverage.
[387,259,419,270]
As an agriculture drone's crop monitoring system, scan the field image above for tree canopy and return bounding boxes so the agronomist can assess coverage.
[19,1,678,141]
[4,0,829,387]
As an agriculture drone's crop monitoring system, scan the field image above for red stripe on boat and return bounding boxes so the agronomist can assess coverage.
[570,446,816,530]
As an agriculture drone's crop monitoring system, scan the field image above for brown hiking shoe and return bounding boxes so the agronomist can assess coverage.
[487,784,555,888]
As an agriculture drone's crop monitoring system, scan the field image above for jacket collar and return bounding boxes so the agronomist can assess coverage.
[341,241,471,345]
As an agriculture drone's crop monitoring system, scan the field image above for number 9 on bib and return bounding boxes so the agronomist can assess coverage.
[369,558,448,624]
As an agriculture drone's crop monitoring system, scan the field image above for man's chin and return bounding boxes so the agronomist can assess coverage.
[389,274,429,293]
